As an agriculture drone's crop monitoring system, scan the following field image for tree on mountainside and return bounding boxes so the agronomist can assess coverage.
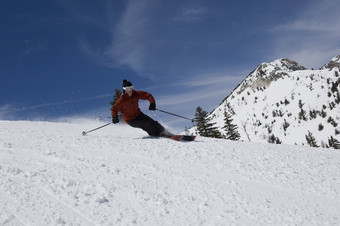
[305,131,319,147]
[222,110,240,140]
[328,136,340,149]
[194,106,223,138]
[268,134,281,144]
[282,119,290,132]
[298,100,307,121]
[331,80,339,93]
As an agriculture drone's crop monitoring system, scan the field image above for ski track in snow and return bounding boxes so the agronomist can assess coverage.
[0,120,340,225]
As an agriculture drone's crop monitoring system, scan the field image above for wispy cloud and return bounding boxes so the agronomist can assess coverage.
[17,41,47,60]
[156,70,245,113]
[158,88,231,106]
[271,0,340,33]
[105,0,157,77]
[270,0,340,68]
[80,0,212,79]
[155,82,234,131]
[145,68,247,122]
[168,72,245,88]
[173,7,208,23]
[273,21,338,33]
[0,94,112,115]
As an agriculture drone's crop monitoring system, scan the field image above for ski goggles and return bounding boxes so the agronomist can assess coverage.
[123,86,134,91]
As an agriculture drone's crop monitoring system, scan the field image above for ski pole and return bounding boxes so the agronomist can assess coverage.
[156,109,194,122]
[82,123,111,136]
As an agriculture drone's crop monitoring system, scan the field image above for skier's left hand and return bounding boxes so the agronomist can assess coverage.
[112,115,119,124]
[149,103,156,111]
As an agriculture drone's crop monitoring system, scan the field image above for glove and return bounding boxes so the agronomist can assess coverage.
[149,102,156,111]
[112,115,119,124]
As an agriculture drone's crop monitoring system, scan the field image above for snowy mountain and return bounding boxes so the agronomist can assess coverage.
[192,55,340,148]
[322,55,340,70]
[1,119,340,225]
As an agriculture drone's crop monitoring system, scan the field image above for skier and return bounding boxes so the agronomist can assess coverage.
[111,79,167,137]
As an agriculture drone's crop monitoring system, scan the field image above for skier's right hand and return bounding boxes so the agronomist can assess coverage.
[112,115,119,124]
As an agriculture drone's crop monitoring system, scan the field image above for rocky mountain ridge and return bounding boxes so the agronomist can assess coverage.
[191,54,340,148]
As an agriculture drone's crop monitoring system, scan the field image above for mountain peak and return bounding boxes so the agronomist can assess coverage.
[321,55,340,70]
[237,58,306,93]
[251,58,306,80]
[273,58,307,71]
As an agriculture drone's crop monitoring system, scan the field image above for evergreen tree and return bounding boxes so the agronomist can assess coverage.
[222,110,240,140]
[331,81,339,93]
[298,100,307,121]
[110,88,122,107]
[109,88,124,121]
[284,98,290,106]
[194,106,223,138]
[226,102,235,115]
[298,99,304,109]
[335,92,340,104]
[309,110,318,119]
[282,119,290,132]
[298,108,307,121]
[319,109,327,118]
[268,134,281,144]
[305,131,319,147]
[328,136,340,149]
[194,106,208,136]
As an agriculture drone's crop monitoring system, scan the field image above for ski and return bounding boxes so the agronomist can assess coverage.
[161,134,196,142]
[170,135,196,142]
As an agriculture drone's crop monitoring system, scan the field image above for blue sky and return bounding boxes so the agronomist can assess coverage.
[1,0,340,131]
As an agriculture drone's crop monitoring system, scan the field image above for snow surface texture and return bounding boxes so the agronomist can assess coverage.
[1,119,340,225]
[196,56,340,147]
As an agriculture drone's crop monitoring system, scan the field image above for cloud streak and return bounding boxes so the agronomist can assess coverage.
[0,94,112,115]
[173,7,208,23]
[105,0,158,77]
[168,73,245,88]
[80,0,212,80]
[270,0,340,68]
[17,41,48,60]
[156,72,243,110]
[158,88,231,107]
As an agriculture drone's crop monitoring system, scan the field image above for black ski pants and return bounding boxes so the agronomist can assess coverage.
[128,112,164,136]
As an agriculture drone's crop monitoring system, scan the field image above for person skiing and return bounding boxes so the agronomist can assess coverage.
[110,79,166,137]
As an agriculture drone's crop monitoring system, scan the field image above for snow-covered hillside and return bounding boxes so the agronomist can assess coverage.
[1,119,340,225]
[199,55,340,148]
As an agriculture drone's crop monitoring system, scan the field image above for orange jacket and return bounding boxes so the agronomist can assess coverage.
[111,90,155,123]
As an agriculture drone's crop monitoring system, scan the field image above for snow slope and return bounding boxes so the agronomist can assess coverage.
[1,119,340,225]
